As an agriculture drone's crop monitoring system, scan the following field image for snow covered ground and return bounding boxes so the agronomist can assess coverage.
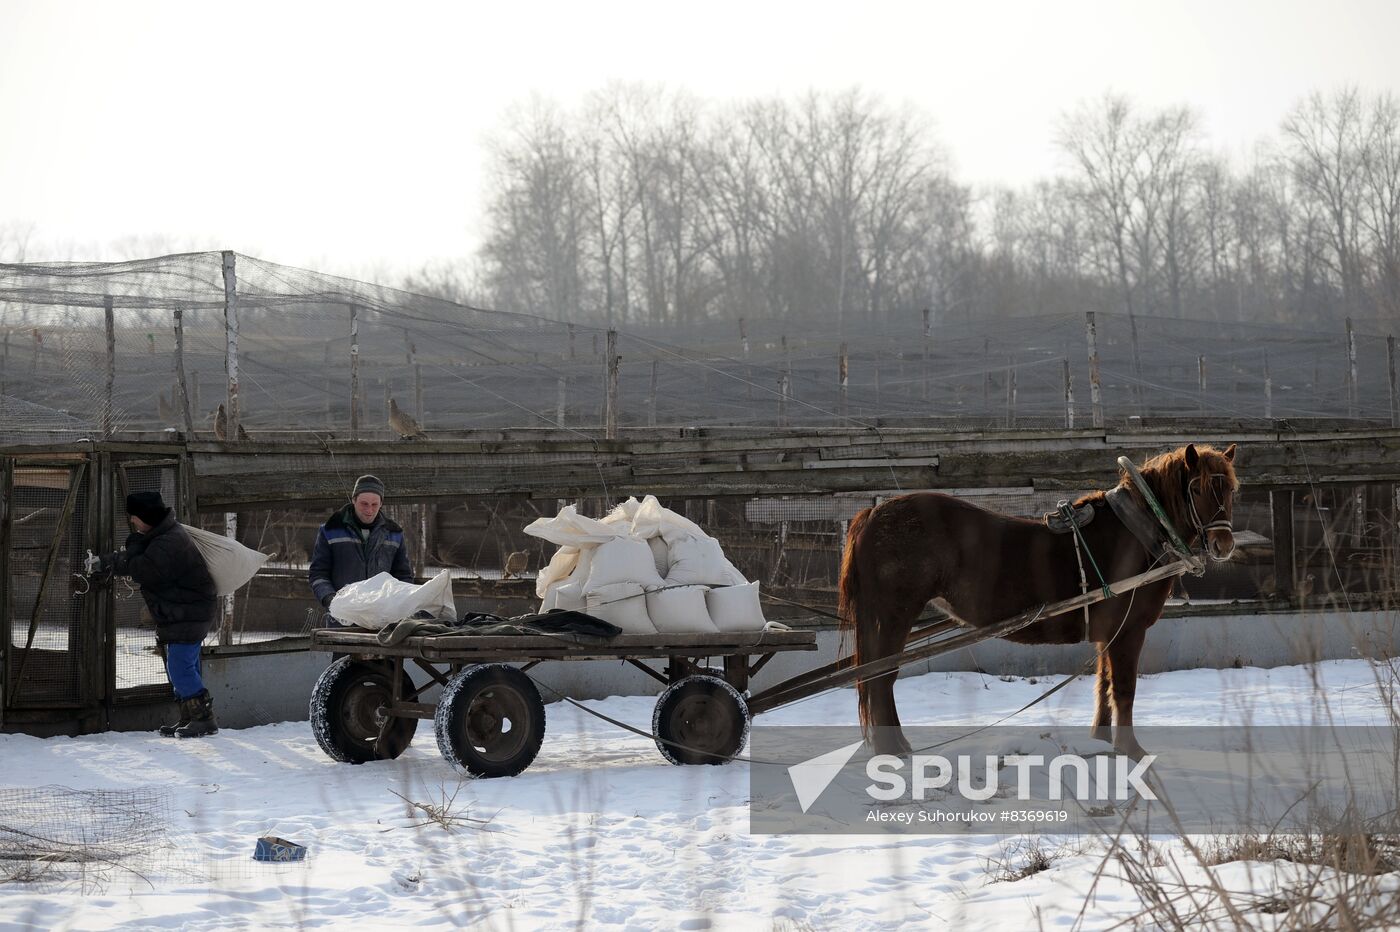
[1,659,1396,930]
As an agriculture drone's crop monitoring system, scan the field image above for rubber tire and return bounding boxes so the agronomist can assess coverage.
[434,664,546,778]
[653,674,750,766]
[310,658,419,764]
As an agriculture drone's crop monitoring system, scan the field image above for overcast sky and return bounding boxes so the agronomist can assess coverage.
[1,0,1397,278]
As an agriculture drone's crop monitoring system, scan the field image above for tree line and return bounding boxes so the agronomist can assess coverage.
[472,85,1400,332]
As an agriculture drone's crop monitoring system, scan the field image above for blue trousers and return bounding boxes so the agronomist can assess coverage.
[164,642,205,700]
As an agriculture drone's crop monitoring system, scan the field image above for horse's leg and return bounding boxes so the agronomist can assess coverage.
[1090,647,1112,743]
[863,603,919,756]
[1107,624,1149,760]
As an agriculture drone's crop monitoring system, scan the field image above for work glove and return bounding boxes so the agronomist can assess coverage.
[320,593,334,609]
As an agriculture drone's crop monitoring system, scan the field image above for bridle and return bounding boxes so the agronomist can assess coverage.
[1184,469,1234,557]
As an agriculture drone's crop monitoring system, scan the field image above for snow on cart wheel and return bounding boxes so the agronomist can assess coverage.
[652,675,750,766]
[434,664,546,778]
[310,658,419,764]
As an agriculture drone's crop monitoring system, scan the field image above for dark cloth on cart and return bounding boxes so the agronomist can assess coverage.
[374,610,623,647]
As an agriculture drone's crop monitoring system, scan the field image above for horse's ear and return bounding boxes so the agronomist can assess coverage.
[1184,444,1199,470]
[1223,443,1236,462]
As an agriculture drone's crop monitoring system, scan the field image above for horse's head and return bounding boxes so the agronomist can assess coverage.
[1135,443,1239,562]
[1182,443,1238,561]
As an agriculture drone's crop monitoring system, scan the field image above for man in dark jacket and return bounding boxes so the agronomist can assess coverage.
[308,475,414,626]
[98,490,219,738]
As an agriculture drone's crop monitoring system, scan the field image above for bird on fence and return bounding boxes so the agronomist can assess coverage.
[503,550,529,579]
[389,398,427,440]
[1297,573,1316,605]
[213,403,228,441]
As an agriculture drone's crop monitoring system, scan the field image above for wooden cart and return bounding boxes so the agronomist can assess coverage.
[308,556,1198,778]
[308,627,818,777]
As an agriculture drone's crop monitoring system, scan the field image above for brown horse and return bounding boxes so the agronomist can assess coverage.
[838,443,1238,757]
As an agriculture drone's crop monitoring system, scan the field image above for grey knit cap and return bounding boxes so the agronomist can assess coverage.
[351,475,386,500]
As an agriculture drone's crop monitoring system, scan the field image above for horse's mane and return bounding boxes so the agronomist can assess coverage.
[1073,444,1238,538]
[1114,445,1238,541]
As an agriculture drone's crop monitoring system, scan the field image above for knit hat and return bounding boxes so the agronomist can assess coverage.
[126,490,169,527]
[351,475,386,501]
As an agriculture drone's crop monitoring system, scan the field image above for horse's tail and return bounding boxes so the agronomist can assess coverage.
[838,506,876,740]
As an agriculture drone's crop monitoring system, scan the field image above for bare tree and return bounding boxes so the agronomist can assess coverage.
[1281,88,1369,317]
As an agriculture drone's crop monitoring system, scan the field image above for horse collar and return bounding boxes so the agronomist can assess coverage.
[1104,486,1170,561]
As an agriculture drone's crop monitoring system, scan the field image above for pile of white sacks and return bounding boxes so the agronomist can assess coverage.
[525,495,769,635]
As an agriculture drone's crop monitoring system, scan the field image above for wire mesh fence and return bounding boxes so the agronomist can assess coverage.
[1,252,1397,445]
[4,251,1400,655]
[0,785,181,891]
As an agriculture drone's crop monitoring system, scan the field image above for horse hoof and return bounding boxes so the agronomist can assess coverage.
[1114,742,1150,761]
[868,729,912,757]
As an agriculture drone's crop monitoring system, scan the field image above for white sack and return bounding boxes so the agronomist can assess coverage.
[537,548,592,612]
[601,496,643,527]
[585,582,655,634]
[705,582,767,632]
[526,504,632,596]
[328,569,456,631]
[535,545,579,599]
[586,537,665,591]
[633,494,709,543]
[646,585,719,634]
[524,503,631,547]
[646,536,670,578]
[546,580,586,612]
[183,524,270,596]
[665,534,746,587]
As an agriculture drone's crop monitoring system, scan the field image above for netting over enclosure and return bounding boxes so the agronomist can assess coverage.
[0,785,180,891]
[1,251,1397,444]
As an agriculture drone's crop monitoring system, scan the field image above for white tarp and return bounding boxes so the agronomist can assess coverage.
[327,569,457,631]
[183,524,270,596]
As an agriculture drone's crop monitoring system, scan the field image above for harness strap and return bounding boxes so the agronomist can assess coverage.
[1058,500,1112,639]
[1066,509,1092,638]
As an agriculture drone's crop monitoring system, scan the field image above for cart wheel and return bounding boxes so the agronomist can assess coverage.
[310,658,418,764]
[653,675,750,766]
[435,664,546,778]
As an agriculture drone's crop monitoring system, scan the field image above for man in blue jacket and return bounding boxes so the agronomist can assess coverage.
[308,475,415,626]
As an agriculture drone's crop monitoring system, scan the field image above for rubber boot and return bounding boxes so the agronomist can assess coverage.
[158,697,193,737]
[175,691,219,738]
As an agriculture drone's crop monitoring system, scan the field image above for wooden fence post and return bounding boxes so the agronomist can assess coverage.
[922,307,931,403]
[648,359,658,427]
[1264,351,1273,420]
[1128,311,1144,415]
[1388,335,1397,428]
[1063,358,1074,429]
[1085,312,1103,428]
[173,309,196,437]
[1270,490,1296,600]
[221,250,241,436]
[1346,317,1359,419]
[102,296,115,438]
[838,342,849,420]
[1005,356,1016,428]
[604,329,618,439]
[349,305,360,440]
